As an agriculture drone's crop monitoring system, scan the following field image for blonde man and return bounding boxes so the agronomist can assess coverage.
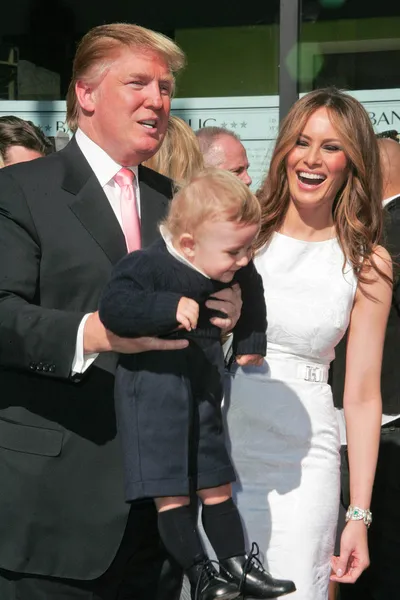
[0,24,242,600]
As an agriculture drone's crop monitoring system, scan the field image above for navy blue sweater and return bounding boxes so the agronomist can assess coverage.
[99,238,266,356]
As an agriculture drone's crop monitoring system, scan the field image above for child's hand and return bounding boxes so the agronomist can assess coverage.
[176,297,199,331]
[236,354,264,366]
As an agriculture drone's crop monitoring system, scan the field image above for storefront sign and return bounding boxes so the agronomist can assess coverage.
[1,88,399,189]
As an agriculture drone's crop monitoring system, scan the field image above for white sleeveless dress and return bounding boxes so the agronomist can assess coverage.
[224,232,358,600]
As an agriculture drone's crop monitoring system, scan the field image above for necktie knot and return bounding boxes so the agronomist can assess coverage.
[114,167,134,188]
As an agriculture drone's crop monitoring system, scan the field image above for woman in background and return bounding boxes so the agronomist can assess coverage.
[144,115,204,185]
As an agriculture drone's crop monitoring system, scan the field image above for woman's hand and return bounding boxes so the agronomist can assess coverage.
[330,520,370,584]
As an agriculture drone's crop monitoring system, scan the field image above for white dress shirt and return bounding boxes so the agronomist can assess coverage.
[71,129,141,374]
[382,193,399,209]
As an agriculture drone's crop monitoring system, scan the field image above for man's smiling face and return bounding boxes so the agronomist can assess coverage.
[81,47,173,165]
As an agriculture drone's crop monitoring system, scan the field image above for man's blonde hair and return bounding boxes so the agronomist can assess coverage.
[66,23,186,132]
[162,168,261,238]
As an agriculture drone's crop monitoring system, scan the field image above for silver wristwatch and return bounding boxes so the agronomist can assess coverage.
[345,505,372,528]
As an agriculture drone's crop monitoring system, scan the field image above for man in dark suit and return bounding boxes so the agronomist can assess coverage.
[0,115,53,166]
[0,23,242,600]
[333,137,400,600]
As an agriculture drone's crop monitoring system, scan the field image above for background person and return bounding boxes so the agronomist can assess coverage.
[196,126,252,186]
[144,115,204,185]
[332,136,400,600]
[0,115,53,167]
[0,23,241,600]
[224,88,392,600]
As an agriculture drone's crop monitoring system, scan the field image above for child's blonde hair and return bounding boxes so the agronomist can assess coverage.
[161,168,260,238]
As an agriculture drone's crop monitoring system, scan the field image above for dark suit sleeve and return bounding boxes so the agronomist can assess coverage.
[232,260,267,356]
[99,252,182,337]
[0,171,85,379]
[385,200,400,311]
[332,201,400,409]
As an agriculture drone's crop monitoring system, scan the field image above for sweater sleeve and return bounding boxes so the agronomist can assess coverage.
[232,260,267,356]
[98,251,183,337]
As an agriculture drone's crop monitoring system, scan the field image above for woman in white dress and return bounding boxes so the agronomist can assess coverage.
[225,88,392,600]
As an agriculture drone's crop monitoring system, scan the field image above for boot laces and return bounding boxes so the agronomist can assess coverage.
[194,558,219,600]
[240,542,265,592]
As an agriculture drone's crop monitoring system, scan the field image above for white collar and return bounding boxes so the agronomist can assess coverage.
[159,225,210,279]
[75,128,139,188]
[382,194,400,208]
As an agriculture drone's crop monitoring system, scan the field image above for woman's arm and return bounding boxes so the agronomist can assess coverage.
[331,245,392,583]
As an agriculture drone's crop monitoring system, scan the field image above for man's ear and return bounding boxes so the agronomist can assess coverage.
[75,80,97,113]
[179,233,196,259]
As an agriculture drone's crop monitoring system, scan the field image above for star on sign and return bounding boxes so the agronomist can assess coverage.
[240,121,247,128]
[45,124,51,132]
[221,122,227,128]
[230,122,237,129]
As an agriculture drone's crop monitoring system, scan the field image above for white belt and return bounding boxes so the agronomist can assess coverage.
[264,358,330,384]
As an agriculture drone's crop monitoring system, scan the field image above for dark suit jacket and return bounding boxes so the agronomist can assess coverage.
[332,195,400,414]
[0,137,173,579]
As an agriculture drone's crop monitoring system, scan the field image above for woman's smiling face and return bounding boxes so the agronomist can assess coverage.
[286,107,349,210]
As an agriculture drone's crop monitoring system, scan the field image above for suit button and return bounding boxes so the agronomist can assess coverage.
[42,364,49,372]
[36,362,43,371]
[29,361,37,370]
[48,364,56,373]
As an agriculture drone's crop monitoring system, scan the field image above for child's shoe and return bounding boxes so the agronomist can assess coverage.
[220,542,296,598]
[187,558,240,600]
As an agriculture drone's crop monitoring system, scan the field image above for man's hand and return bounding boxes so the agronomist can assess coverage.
[236,354,264,366]
[176,297,199,331]
[206,283,242,333]
[84,312,189,354]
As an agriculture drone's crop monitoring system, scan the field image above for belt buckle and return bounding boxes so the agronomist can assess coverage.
[304,365,321,382]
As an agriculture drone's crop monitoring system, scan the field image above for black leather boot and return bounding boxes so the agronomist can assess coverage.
[219,543,296,599]
[186,558,240,600]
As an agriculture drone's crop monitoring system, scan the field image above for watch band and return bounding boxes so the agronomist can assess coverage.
[345,505,372,528]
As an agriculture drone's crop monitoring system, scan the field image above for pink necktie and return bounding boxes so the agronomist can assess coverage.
[114,168,141,252]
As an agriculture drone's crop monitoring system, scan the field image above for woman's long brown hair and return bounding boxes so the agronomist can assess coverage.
[256,87,390,286]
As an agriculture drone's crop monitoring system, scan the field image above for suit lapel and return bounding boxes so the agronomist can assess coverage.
[61,138,127,265]
[60,140,171,261]
[139,165,170,248]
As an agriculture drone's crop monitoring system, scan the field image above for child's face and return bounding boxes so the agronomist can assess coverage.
[182,220,259,282]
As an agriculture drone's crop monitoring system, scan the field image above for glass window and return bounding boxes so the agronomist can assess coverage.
[0,1,281,189]
[298,0,400,134]
[175,25,279,98]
